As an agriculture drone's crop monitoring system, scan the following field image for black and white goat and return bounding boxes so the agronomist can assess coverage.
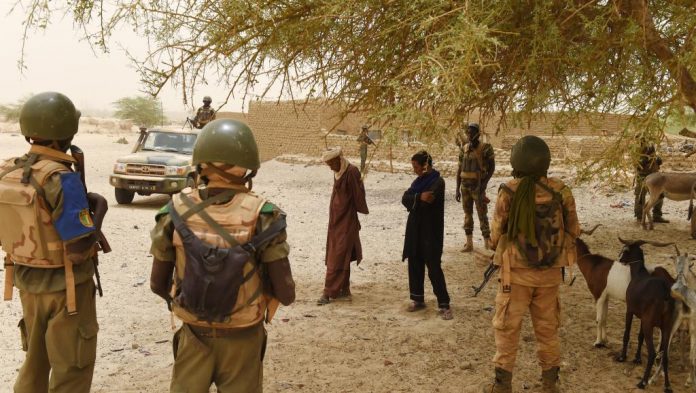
[574,225,674,348]
[616,238,676,393]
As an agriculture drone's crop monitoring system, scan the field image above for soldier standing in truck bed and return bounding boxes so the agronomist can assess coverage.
[191,96,216,129]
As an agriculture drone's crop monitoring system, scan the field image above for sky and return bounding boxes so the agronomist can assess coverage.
[0,2,273,118]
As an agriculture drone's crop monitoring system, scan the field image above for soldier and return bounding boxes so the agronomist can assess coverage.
[149,119,295,392]
[483,135,580,393]
[456,122,495,252]
[634,137,668,223]
[356,125,374,173]
[190,96,216,129]
[0,92,108,393]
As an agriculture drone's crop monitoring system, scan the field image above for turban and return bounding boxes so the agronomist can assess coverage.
[322,147,343,162]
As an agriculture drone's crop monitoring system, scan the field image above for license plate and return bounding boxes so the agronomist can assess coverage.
[128,184,156,191]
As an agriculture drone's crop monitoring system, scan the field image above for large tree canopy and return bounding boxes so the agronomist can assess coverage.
[14,0,696,177]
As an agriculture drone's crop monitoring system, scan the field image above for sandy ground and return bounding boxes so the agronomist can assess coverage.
[1,132,695,393]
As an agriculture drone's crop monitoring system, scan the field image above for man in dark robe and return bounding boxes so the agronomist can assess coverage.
[318,147,369,305]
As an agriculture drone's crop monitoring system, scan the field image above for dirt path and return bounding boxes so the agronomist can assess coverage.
[0,133,694,392]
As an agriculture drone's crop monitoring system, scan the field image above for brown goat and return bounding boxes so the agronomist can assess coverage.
[616,238,676,393]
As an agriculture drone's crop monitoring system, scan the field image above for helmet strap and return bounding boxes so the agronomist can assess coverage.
[245,170,257,191]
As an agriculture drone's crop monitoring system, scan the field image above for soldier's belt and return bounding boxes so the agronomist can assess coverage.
[460,171,480,180]
[187,324,244,338]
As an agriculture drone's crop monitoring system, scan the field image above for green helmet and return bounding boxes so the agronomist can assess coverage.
[510,135,551,175]
[20,92,81,140]
[203,96,212,103]
[193,119,260,169]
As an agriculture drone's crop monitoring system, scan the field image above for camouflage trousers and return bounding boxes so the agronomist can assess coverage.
[360,145,368,173]
[634,176,664,219]
[492,283,561,372]
[15,281,98,393]
[461,186,490,238]
[170,323,266,393]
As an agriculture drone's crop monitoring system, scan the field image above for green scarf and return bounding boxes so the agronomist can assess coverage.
[506,175,539,247]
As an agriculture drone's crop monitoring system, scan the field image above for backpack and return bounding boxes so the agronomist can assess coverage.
[500,181,566,268]
[168,200,286,323]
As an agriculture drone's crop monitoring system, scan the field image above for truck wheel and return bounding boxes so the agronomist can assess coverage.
[115,188,135,204]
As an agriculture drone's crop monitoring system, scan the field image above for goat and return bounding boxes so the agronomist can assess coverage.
[616,238,676,393]
[641,172,696,237]
[670,252,696,388]
[574,225,674,348]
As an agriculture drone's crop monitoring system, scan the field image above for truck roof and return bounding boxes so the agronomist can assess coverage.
[145,128,200,134]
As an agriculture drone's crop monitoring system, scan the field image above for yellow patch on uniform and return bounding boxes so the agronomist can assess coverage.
[79,209,94,227]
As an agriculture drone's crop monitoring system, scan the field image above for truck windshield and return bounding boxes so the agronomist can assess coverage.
[141,132,197,154]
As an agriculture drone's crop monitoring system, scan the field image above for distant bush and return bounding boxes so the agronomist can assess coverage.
[0,95,30,122]
[113,96,166,127]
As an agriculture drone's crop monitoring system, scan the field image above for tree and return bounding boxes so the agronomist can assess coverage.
[112,96,165,127]
[14,0,696,178]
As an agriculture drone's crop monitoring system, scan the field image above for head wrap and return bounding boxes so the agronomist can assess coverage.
[322,147,342,162]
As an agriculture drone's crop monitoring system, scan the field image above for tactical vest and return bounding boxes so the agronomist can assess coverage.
[170,187,271,329]
[493,178,575,271]
[0,148,92,314]
[197,107,215,126]
[460,143,485,182]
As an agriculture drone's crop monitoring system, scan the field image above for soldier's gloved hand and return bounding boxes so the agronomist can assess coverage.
[455,189,461,202]
[87,192,108,231]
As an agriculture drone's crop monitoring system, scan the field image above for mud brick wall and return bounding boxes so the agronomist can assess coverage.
[218,100,633,164]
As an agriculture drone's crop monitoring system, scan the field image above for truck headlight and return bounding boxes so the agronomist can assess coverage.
[165,166,187,176]
[113,163,127,173]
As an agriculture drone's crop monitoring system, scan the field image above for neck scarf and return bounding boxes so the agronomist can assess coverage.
[334,156,349,180]
[408,169,440,194]
[506,174,542,246]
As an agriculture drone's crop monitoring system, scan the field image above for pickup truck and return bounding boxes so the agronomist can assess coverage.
[109,128,199,204]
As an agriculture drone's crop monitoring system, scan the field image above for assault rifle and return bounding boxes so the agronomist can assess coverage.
[70,145,111,296]
[471,262,500,297]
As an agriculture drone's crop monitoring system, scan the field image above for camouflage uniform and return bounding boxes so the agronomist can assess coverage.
[634,144,664,220]
[458,142,495,240]
[149,119,295,393]
[356,129,373,173]
[150,192,290,392]
[193,106,216,129]
[0,146,98,393]
[487,177,580,392]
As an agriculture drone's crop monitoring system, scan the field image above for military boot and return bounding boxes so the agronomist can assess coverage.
[653,216,670,223]
[461,235,473,253]
[541,367,560,393]
[481,367,512,393]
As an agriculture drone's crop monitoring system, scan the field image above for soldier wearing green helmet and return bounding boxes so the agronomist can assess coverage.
[149,119,295,392]
[190,95,216,129]
[482,135,580,393]
[456,122,495,252]
[0,92,109,393]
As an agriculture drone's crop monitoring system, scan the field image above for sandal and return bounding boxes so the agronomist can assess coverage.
[439,308,453,320]
[316,296,331,306]
[406,301,426,312]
